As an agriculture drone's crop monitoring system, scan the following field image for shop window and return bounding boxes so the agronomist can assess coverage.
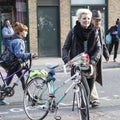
[15,0,26,24]
[37,0,59,6]
[71,0,105,5]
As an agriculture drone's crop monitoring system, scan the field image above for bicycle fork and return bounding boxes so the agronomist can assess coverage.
[72,85,80,110]
[72,85,82,120]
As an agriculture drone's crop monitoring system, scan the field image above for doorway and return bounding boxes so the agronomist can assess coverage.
[37,6,60,57]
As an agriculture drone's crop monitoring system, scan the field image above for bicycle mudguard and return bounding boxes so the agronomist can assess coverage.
[29,69,48,78]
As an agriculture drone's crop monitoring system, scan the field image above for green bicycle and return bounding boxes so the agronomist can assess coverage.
[23,53,93,120]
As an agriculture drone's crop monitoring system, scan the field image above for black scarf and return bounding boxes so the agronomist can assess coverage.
[74,21,94,52]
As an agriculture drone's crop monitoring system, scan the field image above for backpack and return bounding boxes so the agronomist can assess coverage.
[106,33,112,44]
[117,22,120,37]
[0,49,20,71]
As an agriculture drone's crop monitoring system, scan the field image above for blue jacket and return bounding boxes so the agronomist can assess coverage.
[9,35,30,60]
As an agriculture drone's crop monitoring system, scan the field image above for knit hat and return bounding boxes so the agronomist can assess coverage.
[92,10,102,19]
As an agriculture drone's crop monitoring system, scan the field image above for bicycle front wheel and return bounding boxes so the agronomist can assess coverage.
[76,82,89,120]
[23,77,50,120]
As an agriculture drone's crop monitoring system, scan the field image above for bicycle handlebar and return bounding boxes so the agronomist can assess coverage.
[64,60,94,76]
[22,53,39,69]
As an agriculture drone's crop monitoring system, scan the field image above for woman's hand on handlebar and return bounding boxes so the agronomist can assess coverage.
[66,61,72,68]
[31,53,38,59]
[89,59,96,66]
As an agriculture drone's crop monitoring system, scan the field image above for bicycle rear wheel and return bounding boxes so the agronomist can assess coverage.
[76,82,89,120]
[23,77,50,120]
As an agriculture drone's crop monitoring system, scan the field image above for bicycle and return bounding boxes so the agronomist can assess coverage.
[0,56,32,100]
[23,52,93,120]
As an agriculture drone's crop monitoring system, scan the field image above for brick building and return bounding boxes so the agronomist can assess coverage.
[0,0,120,57]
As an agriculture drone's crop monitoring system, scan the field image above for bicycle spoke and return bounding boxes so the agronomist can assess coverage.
[23,77,50,120]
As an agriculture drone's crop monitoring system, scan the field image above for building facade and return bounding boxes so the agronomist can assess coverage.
[0,0,120,57]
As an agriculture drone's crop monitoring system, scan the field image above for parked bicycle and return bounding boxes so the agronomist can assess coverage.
[0,57,32,100]
[23,52,93,120]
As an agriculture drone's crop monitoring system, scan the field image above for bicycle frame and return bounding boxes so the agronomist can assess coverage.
[23,53,91,120]
[47,70,81,106]
[0,58,32,98]
[0,67,26,87]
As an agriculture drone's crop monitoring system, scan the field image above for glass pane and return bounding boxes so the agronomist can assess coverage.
[71,0,105,5]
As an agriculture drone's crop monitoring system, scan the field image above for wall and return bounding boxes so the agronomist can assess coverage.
[108,0,120,29]
[28,0,71,56]
[28,0,38,53]
[28,0,120,55]
[59,0,70,52]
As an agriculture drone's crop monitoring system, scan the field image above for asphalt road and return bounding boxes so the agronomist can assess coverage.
[0,68,120,120]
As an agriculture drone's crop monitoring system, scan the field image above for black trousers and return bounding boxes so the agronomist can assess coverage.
[6,64,25,90]
[109,40,119,59]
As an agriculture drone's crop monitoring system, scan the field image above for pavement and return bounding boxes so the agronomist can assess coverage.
[0,54,119,74]
[31,54,120,70]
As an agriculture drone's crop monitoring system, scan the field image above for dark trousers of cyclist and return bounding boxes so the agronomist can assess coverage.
[109,39,119,60]
[6,64,26,90]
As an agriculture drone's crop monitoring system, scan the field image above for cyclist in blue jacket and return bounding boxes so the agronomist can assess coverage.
[0,22,31,105]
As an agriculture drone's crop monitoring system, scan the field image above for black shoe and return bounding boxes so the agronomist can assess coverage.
[91,101,100,108]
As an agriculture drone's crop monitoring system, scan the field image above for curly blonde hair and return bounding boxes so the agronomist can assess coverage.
[76,8,92,20]
[14,22,28,34]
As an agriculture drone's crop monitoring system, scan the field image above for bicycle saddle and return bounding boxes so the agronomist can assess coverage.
[45,63,59,69]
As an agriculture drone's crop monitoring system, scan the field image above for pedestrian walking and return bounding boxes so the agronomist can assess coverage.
[90,10,109,108]
[107,18,120,62]
[1,19,14,50]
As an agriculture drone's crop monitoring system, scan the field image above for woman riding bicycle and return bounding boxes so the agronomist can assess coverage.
[0,22,31,105]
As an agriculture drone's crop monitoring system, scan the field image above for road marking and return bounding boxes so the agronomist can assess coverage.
[10,108,23,112]
[0,112,8,115]
[100,97,111,101]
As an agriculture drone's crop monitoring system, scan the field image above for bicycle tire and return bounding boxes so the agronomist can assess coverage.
[76,82,89,120]
[81,76,90,100]
[23,77,50,120]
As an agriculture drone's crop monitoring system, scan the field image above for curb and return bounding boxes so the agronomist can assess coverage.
[31,58,120,70]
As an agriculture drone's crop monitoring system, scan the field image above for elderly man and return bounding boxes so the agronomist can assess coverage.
[90,10,109,108]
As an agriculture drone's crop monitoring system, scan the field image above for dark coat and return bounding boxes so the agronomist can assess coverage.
[96,28,109,85]
[62,23,102,84]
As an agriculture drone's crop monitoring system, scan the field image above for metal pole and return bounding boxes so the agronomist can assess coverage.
[26,0,30,52]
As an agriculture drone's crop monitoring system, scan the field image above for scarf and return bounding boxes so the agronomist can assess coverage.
[74,21,94,52]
